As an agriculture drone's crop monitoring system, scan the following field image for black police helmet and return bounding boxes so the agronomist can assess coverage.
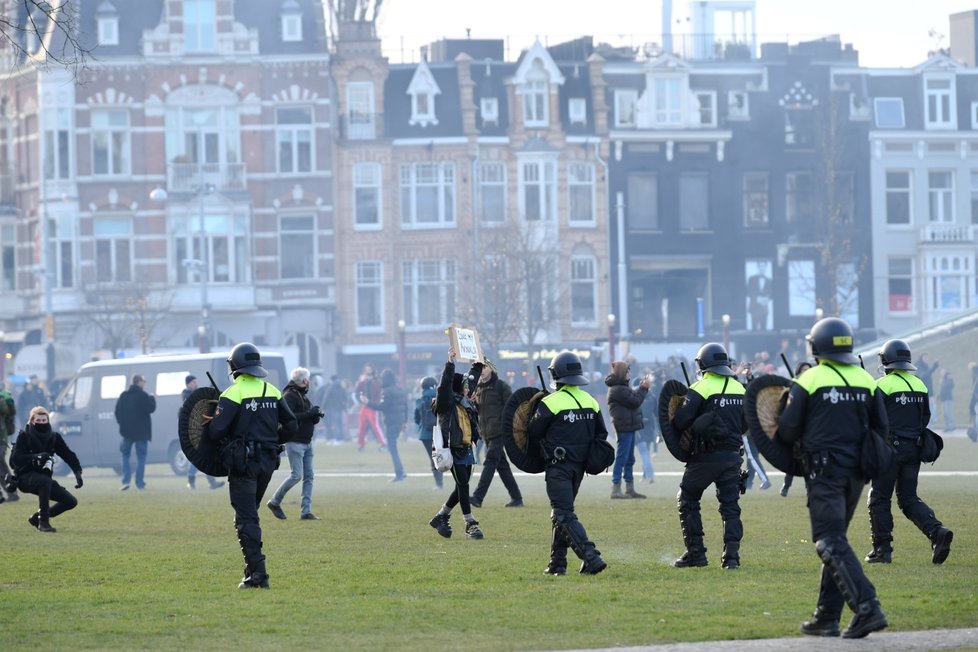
[695,342,736,377]
[879,339,916,371]
[227,342,267,378]
[421,376,437,390]
[806,317,859,365]
[549,350,589,386]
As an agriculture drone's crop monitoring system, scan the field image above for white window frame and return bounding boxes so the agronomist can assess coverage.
[694,91,717,127]
[279,214,317,279]
[885,170,912,226]
[927,254,971,312]
[281,13,302,42]
[355,260,384,332]
[887,256,914,315]
[568,162,596,225]
[47,215,75,289]
[275,106,314,174]
[728,90,749,120]
[478,162,506,224]
[353,162,382,230]
[347,81,375,140]
[519,158,557,222]
[874,97,905,128]
[98,17,119,46]
[183,0,217,52]
[410,90,436,126]
[480,97,499,124]
[568,98,587,125]
[401,259,457,327]
[173,212,248,285]
[399,162,456,227]
[570,255,597,326]
[43,108,72,181]
[653,77,683,126]
[928,170,954,223]
[743,173,769,227]
[94,216,133,284]
[91,109,130,177]
[523,80,548,127]
[614,89,638,128]
[924,75,955,129]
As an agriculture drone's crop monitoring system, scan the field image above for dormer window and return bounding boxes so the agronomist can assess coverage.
[281,0,302,43]
[184,0,217,52]
[97,1,120,46]
[512,41,565,129]
[569,98,587,125]
[406,58,441,127]
[480,97,498,124]
[924,75,955,129]
[523,69,548,126]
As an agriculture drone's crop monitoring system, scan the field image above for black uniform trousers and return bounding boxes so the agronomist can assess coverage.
[867,437,943,544]
[546,460,599,563]
[806,465,878,616]
[677,450,743,551]
[472,437,522,503]
[228,446,279,577]
[17,471,77,520]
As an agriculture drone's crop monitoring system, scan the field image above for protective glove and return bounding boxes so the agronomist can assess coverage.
[74,472,84,489]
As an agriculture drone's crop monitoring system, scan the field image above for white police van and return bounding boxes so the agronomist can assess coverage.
[49,352,288,476]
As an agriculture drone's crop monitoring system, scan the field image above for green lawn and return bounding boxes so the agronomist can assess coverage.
[2,437,977,650]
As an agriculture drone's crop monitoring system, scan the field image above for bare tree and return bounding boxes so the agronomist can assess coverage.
[461,216,565,366]
[0,0,92,72]
[84,283,174,358]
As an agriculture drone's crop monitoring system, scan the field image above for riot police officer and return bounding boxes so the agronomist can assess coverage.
[527,350,608,576]
[670,343,746,569]
[777,318,888,638]
[207,343,297,589]
[866,339,953,564]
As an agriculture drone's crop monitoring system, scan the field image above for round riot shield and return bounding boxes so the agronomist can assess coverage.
[502,386,547,474]
[744,374,804,477]
[657,379,693,463]
[178,386,228,478]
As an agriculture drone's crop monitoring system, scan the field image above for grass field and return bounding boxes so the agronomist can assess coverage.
[2,436,977,651]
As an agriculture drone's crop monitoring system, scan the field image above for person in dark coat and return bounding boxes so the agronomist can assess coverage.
[470,362,522,507]
[17,375,48,426]
[361,368,408,481]
[605,361,650,499]
[413,376,442,488]
[114,374,156,491]
[10,406,83,532]
[267,367,323,520]
[322,375,351,443]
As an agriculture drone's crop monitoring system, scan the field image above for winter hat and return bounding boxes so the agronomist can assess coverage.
[610,361,630,381]
[452,373,465,393]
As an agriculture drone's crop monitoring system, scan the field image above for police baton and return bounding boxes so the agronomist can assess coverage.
[780,353,795,379]
[536,365,550,394]
[680,361,692,386]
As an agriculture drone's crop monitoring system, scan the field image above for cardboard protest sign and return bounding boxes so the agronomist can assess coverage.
[448,324,483,364]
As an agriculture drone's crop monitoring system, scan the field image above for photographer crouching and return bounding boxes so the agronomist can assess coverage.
[9,406,83,533]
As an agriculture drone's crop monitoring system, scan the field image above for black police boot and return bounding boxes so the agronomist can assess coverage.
[28,511,40,529]
[842,599,887,639]
[37,518,56,533]
[721,542,740,570]
[864,544,892,564]
[800,607,841,637]
[676,500,707,567]
[930,527,953,565]
[544,524,568,576]
[579,548,607,575]
[673,549,708,568]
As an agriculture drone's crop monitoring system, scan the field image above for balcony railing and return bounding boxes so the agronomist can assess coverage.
[167,162,246,193]
[920,223,975,243]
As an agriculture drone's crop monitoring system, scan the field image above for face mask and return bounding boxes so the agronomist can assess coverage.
[34,423,52,434]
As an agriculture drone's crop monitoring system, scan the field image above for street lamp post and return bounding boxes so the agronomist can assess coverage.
[608,313,617,364]
[722,313,731,352]
[150,146,211,353]
[397,319,406,386]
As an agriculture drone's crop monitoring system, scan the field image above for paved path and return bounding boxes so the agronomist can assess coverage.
[562,627,978,651]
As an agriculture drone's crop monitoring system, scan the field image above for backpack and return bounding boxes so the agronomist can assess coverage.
[415,397,437,429]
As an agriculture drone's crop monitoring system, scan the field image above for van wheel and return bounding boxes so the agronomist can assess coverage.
[169,442,190,476]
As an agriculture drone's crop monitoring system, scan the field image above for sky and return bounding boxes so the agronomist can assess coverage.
[376,0,978,67]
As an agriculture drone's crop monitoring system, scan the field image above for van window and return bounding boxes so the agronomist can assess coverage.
[58,375,93,411]
[157,371,189,396]
[101,375,127,399]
